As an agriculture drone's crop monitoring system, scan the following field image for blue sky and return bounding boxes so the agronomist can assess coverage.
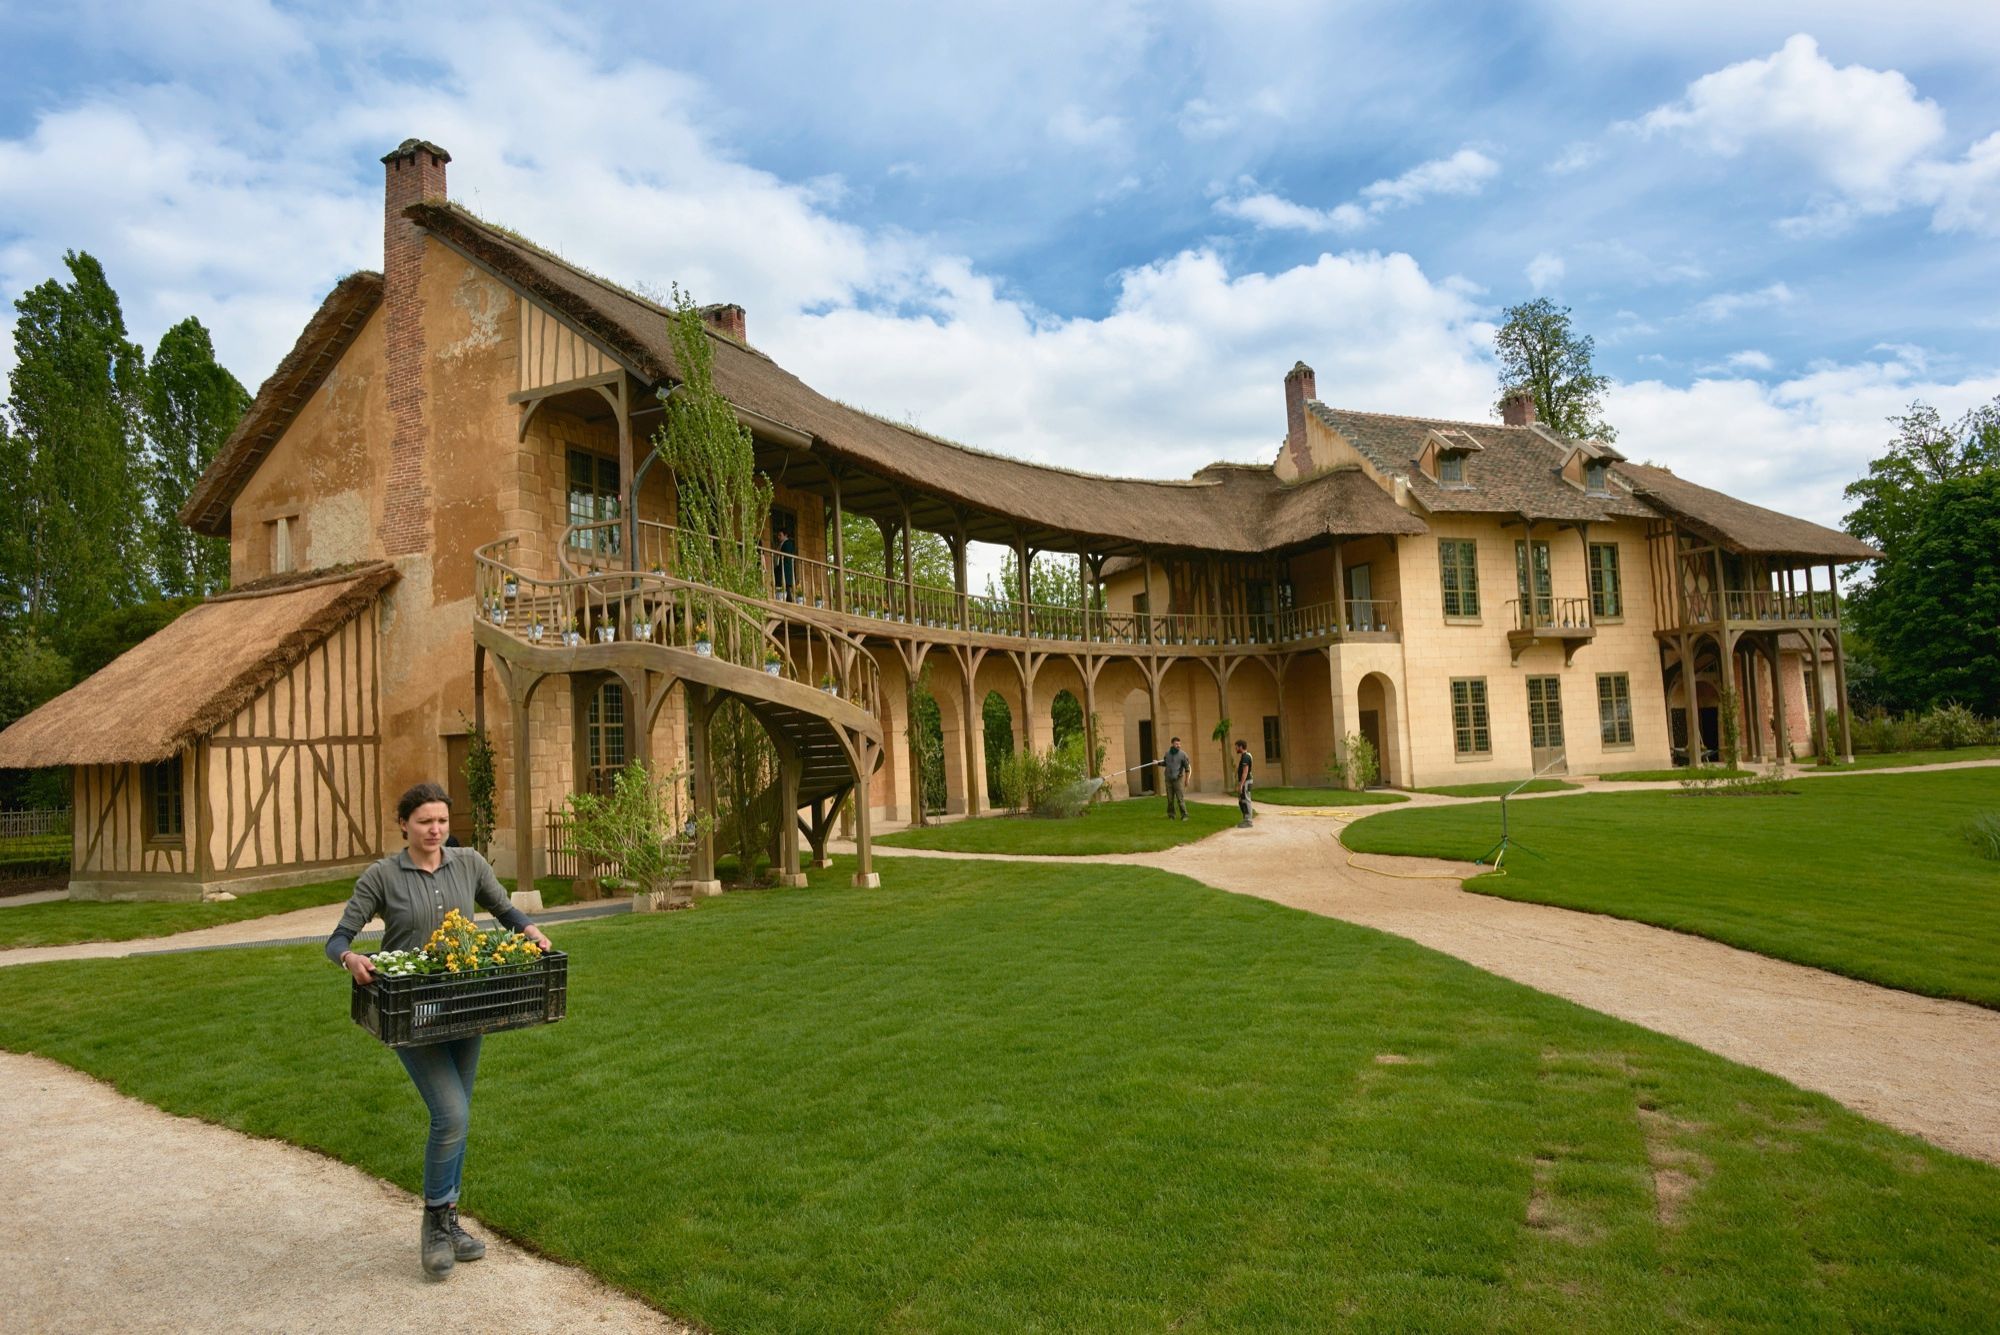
[3,0,1998,536]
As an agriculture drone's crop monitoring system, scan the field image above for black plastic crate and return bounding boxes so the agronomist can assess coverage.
[351,951,567,1048]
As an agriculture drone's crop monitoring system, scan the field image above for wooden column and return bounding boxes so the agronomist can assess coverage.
[963,666,985,817]
[509,680,538,893]
[1831,625,1855,763]
[951,525,969,629]
[1805,630,1830,764]
[1015,530,1031,638]
[617,376,636,569]
[898,492,916,622]
[1679,633,1699,765]
[776,740,806,887]
[1141,547,1157,644]
[1767,633,1792,763]
[829,471,848,613]
[851,737,879,888]
[1272,658,1290,786]
[1081,661,1100,779]
[1332,541,1348,633]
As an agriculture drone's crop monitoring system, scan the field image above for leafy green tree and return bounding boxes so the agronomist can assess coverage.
[1843,399,2000,559]
[65,597,202,680]
[1493,297,1615,440]
[0,627,73,808]
[1859,471,2000,716]
[654,290,776,872]
[0,252,152,637]
[143,317,247,596]
[840,510,955,588]
[982,690,1014,805]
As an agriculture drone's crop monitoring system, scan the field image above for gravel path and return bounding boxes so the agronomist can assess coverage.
[870,800,2000,1165]
[0,1051,695,1334]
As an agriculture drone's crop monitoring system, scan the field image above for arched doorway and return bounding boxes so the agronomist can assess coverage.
[982,690,1014,805]
[1051,688,1083,751]
[1355,672,1398,787]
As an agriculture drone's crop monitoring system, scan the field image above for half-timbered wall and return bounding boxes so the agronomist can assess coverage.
[518,298,613,392]
[72,752,196,878]
[205,612,383,876]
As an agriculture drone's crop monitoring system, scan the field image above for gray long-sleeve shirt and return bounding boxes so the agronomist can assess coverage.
[324,846,532,964]
[1161,747,1191,781]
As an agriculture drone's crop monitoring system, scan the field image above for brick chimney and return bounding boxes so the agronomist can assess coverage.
[700,302,747,343]
[1500,389,1536,427]
[1284,361,1316,471]
[380,139,450,558]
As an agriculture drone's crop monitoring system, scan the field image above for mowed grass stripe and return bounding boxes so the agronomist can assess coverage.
[0,857,1995,1331]
[878,795,1238,853]
[1343,768,2000,1007]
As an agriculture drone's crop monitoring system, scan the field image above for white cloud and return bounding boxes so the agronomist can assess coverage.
[1630,34,2000,235]
[1047,106,1125,150]
[1725,349,1775,372]
[1692,282,1796,322]
[1214,147,1498,235]
[1547,141,1602,175]
[1526,252,1565,292]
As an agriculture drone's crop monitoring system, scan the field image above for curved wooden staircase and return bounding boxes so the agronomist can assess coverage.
[474,537,886,888]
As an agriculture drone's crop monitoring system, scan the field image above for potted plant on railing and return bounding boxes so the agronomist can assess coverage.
[562,614,583,648]
[693,615,712,656]
[819,673,839,696]
[594,618,618,644]
[764,651,782,676]
[528,616,546,643]
[486,596,508,627]
[632,609,655,640]
[502,574,519,601]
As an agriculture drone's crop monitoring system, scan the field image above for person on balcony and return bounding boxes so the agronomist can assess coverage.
[326,781,553,1280]
[1235,739,1255,828]
[1161,737,1191,820]
[774,525,798,602]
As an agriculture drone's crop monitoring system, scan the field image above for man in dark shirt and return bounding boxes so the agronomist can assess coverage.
[774,526,798,601]
[1160,736,1191,820]
[1234,738,1254,828]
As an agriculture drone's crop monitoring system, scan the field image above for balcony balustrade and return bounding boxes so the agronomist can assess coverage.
[1678,588,1840,626]
[548,519,1398,652]
[1505,595,1596,665]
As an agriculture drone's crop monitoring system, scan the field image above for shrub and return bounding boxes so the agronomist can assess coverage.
[1325,732,1380,790]
[1966,812,2000,862]
[564,761,706,905]
[995,737,1093,818]
[1920,701,1985,750]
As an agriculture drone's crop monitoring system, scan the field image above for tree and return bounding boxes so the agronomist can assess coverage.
[0,252,151,637]
[839,509,954,589]
[0,627,73,808]
[143,317,248,597]
[1493,297,1615,440]
[1856,471,2000,716]
[1843,396,2000,712]
[654,290,776,873]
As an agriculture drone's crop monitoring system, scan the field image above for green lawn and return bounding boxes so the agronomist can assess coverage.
[1417,779,1582,798]
[0,857,1995,1331]
[1817,746,2000,771]
[1344,768,2000,1008]
[0,879,353,949]
[1600,767,1752,783]
[879,795,1237,853]
[0,875,573,949]
[1255,786,1408,807]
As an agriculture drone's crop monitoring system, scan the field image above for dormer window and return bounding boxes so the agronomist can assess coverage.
[1585,461,1609,494]
[1438,454,1465,485]
[1420,427,1482,487]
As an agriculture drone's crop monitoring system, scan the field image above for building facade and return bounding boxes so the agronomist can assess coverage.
[0,140,1877,899]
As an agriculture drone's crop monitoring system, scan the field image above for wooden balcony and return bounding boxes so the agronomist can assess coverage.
[556,519,1398,654]
[1506,596,1595,665]
[1677,588,1840,629]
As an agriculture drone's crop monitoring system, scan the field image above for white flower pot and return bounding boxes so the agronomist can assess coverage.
[695,641,713,657]
[764,662,782,676]
[633,623,653,640]
[529,625,546,643]
[821,685,839,697]
[503,580,519,600]
[489,608,508,625]
[563,631,583,647]
[595,626,616,643]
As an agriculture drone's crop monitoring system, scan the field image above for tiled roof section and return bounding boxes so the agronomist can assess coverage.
[1307,403,1655,523]
[1620,463,1880,560]
[407,203,1424,553]
[182,272,383,538]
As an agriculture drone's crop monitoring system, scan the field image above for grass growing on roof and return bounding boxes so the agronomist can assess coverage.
[877,795,1236,853]
[1815,746,2000,771]
[1343,768,2000,1007]
[1416,779,1581,797]
[1,856,1997,1331]
[1255,786,1407,807]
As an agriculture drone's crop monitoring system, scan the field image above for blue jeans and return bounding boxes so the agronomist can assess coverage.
[396,1035,482,1206]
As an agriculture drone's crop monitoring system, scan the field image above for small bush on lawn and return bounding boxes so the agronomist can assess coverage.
[1324,732,1379,791]
[995,737,1094,817]
[1967,812,2000,862]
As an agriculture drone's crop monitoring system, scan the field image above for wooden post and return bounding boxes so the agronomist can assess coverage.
[829,471,847,613]
[952,525,969,629]
[1768,633,1792,763]
[898,492,916,623]
[617,376,636,569]
[1081,662,1100,779]
[776,742,805,887]
[1805,630,1830,764]
[1141,547,1157,644]
[852,738,880,888]
[963,668,984,817]
[1015,530,1031,638]
[1273,658,1290,786]
[509,684,538,893]
[1831,625,1855,763]
[1332,541,1347,633]
[1679,633,1699,765]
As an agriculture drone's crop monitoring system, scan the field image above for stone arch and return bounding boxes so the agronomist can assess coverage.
[1050,688,1084,751]
[1355,671,1398,787]
[981,689,1014,806]
[1120,686,1156,794]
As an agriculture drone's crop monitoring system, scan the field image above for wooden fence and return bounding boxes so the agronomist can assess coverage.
[0,808,70,840]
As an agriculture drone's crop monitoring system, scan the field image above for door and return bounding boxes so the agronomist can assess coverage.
[1515,541,1552,627]
[1346,563,1374,631]
[1527,676,1566,774]
[1245,581,1275,643]
[444,735,475,847]
[1137,720,1157,794]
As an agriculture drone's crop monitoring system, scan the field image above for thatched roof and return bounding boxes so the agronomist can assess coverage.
[0,564,398,768]
[182,272,383,538]
[1619,463,1880,560]
[1309,404,1656,524]
[406,202,1420,554]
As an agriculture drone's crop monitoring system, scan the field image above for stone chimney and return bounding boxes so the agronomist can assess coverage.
[1284,361,1316,471]
[380,139,450,558]
[700,303,747,343]
[1500,389,1537,427]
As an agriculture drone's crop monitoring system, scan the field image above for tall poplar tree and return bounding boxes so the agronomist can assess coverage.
[143,317,247,596]
[0,251,151,636]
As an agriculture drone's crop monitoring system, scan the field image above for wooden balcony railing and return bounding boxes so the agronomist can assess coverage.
[1508,596,1594,633]
[558,519,1398,650]
[479,536,883,713]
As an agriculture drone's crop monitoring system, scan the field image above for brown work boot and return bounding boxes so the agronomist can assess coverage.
[421,1204,455,1279]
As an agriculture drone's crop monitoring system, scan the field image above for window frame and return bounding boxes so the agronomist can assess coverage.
[565,448,622,558]
[1450,678,1491,758]
[1588,542,1623,621]
[1438,538,1481,620]
[1262,715,1282,763]
[1597,673,1635,749]
[583,679,629,795]
[1437,453,1465,485]
[141,757,185,847]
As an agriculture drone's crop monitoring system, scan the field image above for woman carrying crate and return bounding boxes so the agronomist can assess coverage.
[327,781,552,1279]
